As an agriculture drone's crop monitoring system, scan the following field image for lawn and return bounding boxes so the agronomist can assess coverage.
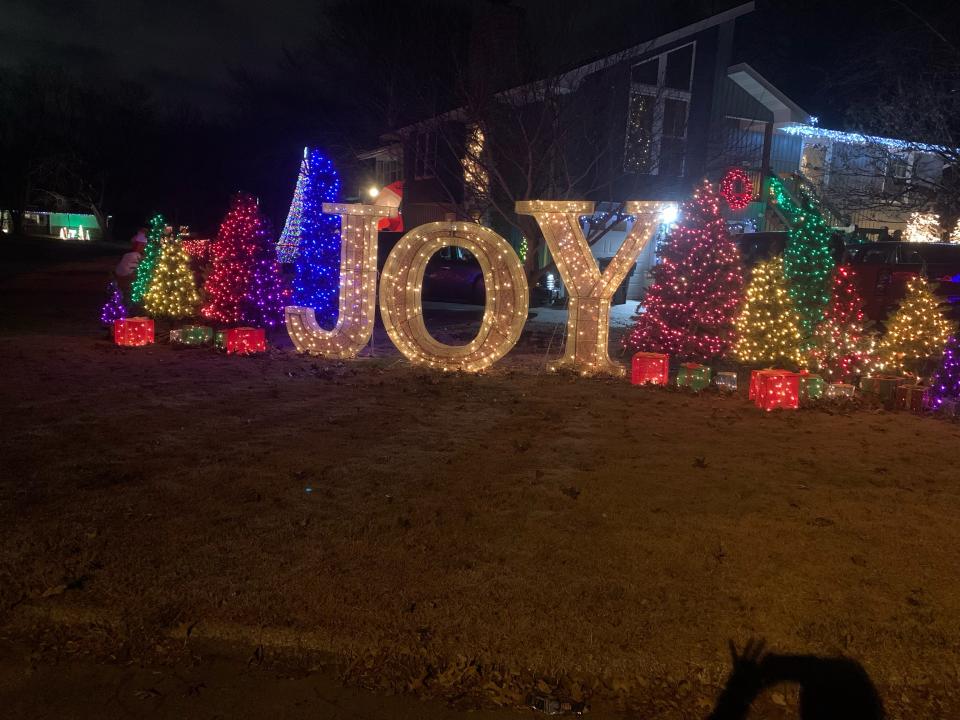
[1,246,959,718]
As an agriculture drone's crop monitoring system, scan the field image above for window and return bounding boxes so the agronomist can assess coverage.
[624,42,694,176]
[376,157,402,186]
[414,131,438,179]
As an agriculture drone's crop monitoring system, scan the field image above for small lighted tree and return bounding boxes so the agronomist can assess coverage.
[809,264,871,381]
[130,214,167,303]
[100,280,127,327]
[876,276,953,376]
[904,212,941,243]
[732,256,805,367]
[144,238,201,318]
[928,335,960,409]
[623,179,744,362]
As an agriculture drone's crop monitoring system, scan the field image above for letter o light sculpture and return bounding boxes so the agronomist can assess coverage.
[379,222,528,372]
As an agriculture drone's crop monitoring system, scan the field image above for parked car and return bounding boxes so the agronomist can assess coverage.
[844,241,960,322]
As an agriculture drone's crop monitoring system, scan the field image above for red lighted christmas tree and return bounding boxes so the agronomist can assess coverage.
[202,193,288,327]
[809,264,871,381]
[623,179,744,362]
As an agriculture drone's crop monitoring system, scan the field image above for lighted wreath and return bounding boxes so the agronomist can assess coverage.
[719,168,754,210]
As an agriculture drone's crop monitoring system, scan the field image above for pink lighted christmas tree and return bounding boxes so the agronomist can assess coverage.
[202,193,288,327]
[623,179,744,362]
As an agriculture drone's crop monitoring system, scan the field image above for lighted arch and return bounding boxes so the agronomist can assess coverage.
[379,222,528,371]
[285,203,397,357]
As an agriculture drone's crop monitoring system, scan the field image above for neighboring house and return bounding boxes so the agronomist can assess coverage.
[357,1,947,302]
[1,209,107,241]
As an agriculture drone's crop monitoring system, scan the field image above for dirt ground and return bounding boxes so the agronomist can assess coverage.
[2,242,960,718]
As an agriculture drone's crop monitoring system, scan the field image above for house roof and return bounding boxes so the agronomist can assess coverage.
[382,2,756,138]
[726,63,811,124]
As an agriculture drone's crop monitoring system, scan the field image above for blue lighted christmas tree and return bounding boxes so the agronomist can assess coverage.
[280,148,342,328]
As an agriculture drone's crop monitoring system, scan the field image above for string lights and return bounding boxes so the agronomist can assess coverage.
[517,200,665,375]
[768,176,836,336]
[875,275,953,376]
[113,317,154,346]
[732,256,805,367]
[130,214,167,304]
[379,222,528,372]
[904,212,941,243]
[623,180,744,363]
[630,352,669,385]
[286,203,397,358]
[143,234,201,318]
[928,335,960,410]
[202,193,288,328]
[719,168,753,210]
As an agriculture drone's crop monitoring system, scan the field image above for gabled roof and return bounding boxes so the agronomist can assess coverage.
[726,63,811,124]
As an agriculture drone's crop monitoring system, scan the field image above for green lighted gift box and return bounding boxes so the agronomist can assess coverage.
[173,325,213,346]
[860,375,907,405]
[799,374,825,401]
[676,363,711,391]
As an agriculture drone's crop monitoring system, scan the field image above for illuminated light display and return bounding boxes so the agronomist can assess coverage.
[379,222,528,372]
[754,370,800,411]
[894,384,928,413]
[714,371,738,392]
[903,212,941,243]
[130,214,167,304]
[768,176,836,335]
[171,325,213,346]
[860,375,908,408]
[286,203,398,358]
[779,123,949,154]
[215,327,266,354]
[733,256,805,366]
[181,237,210,261]
[143,236,201,318]
[517,200,666,375]
[202,193,288,328]
[287,149,342,327]
[928,335,960,410]
[623,180,744,363]
[676,363,711,391]
[630,352,669,385]
[100,280,127,327]
[719,168,754,210]
[809,264,871,381]
[798,372,826,402]
[875,276,952,376]
[113,317,154,346]
[826,382,855,398]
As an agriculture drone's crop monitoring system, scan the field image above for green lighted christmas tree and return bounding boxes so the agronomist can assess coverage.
[732,256,805,366]
[143,237,201,318]
[876,276,953,376]
[130,214,167,304]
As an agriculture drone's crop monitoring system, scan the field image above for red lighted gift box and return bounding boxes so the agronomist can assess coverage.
[215,327,266,354]
[631,352,669,386]
[113,316,154,346]
[749,369,785,401]
[754,370,800,411]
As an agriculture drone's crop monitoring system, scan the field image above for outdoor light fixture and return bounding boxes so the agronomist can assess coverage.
[367,186,380,199]
[659,203,679,225]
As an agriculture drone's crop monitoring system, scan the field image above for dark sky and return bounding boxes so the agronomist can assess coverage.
[0,0,320,107]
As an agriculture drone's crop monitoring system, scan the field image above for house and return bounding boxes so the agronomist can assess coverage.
[1,209,108,241]
[357,1,946,302]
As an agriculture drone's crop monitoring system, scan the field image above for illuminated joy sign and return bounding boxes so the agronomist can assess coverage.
[286,201,667,374]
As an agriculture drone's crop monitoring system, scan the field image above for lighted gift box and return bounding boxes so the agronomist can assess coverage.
[939,397,960,417]
[826,382,855,398]
[676,363,711,391]
[754,370,799,411]
[860,375,907,405]
[798,373,826,402]
[630,352,669,386]
[215,327,266,354]
[749,369,785,401]
[894,384,927,413]
[172,324,213,346]
[113,316,154,347]
[714,371,738,392]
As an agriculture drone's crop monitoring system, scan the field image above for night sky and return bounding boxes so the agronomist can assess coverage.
[2,0,958,125]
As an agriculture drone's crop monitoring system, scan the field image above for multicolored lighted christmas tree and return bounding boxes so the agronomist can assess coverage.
[928,335,960,409]
[202,192,288,327]
[100,280,127,326]
[130,214,167,303]
[876,276,953,376]
[277,149,311,263]
[143,236,200,318]
[287,149,342,328]
[809,264,871,381]
[732,255,805,366]
[768,176,836,336]
[623,179,744,362]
